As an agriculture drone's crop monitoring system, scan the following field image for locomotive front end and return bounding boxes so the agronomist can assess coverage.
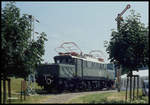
[36,64,59,91]
[36,55,76,92]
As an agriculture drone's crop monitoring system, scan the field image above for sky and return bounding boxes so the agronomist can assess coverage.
[2,1,149,63]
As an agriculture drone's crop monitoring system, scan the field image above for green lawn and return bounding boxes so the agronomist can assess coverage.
[1,77,149,104]
[68,90,149,104]
[1,77,51,104]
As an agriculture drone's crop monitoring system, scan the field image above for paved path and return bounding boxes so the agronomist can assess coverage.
[41,90,117,104]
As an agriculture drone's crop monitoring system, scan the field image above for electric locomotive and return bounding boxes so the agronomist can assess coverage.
[36,42,115,92]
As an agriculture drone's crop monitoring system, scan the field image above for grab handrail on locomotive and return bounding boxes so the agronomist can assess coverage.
[36,42,116,93]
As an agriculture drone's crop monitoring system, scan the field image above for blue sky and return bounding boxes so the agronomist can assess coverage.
[2,2,149,63]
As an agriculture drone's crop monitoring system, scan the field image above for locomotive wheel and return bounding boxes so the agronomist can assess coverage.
[80,81,86,91]
[87,81,92,91]
[106,80,112,90]
[86,81,90,91]
[44,85,50,92]
[78,83,83,92]
[69,81,75,92]
[82,81,87,91]
[64,81,69,90]
[58,82,64,93]
[57,86,63,93]
[76,81,84,92]
[100,80,105,90]
[91,81,95,91]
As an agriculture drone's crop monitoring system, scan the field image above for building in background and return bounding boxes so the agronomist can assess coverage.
[120,67,149,90]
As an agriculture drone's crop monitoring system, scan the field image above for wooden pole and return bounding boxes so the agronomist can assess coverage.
[119,65,122,92]
[133,76,135,100]
[137,76,139,99]
[8,79,11,104]
[125,76,129,101]
[3,77,6,104]
[1,75,2,103]
[24,80,26,100]
[129,71,132,102]
[117,66,121,92]
[20,80,22,101]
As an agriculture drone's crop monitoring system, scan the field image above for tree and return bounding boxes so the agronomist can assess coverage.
[1,2,47,79]
[1,2,47,103]
[106,10,149,72]
[105,9,149,101]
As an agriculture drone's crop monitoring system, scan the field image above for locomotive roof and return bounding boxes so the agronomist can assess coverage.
[54,55,106,64]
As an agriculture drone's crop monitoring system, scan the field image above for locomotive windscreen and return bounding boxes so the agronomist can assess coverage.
[54,56,75,65]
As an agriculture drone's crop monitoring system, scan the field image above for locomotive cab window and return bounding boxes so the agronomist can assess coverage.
[54,56,75,65]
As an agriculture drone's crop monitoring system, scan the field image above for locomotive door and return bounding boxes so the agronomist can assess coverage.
[75,59,83,78]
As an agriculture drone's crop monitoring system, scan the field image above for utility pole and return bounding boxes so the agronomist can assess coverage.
[28,15,40,41]
[27,15,40,95]
[115,4,131,92]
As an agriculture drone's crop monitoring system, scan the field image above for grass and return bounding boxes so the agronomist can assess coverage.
[1,77,51,104]
[1,77,149,104]
[68,90,149,104]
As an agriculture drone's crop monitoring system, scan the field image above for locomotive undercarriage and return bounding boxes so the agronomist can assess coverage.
[43,77,114,93]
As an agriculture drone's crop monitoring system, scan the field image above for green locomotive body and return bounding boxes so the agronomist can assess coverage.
[36,54,115,92]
